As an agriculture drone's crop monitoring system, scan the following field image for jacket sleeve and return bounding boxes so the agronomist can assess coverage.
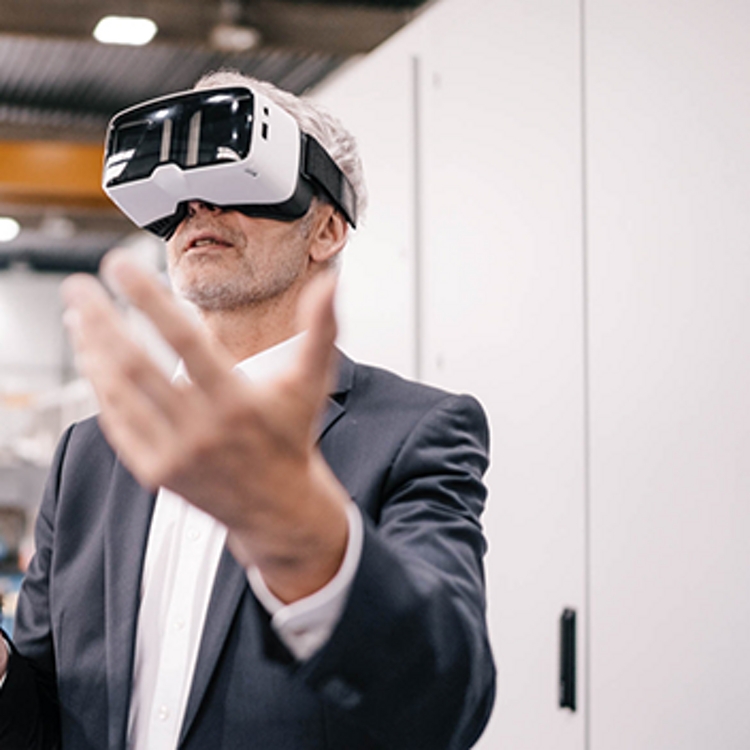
[300,393,496,750]
[0,427,74,749]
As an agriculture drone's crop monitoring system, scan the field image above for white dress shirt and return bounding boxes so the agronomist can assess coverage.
[126,335,363,750]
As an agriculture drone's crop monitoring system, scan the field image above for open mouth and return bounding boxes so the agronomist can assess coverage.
[185,234,232,252]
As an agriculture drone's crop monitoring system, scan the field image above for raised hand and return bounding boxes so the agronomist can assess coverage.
[61,252,350,602]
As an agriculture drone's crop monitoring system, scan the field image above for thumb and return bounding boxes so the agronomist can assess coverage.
[292,271,339,403]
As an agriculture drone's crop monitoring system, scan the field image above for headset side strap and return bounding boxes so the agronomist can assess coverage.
[302,135,358,228]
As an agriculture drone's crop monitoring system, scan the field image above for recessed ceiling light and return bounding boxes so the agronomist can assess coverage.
[210,23,261,52]
[0,217,20,243]
[93,16,158,46]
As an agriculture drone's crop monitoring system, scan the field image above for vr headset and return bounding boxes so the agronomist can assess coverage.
[102,85,358,239]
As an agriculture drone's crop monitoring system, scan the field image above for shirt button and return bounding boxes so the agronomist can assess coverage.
[158,705,170,722]
[175,618,186,631]
[187,528,200,542]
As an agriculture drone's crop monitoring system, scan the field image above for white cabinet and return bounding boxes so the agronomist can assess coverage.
[315,0,750,747]
[586,2,750,747]
[316,2,587,748]
[417,3,587,749]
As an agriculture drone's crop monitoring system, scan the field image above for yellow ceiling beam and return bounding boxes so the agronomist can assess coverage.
[0,140,113,209]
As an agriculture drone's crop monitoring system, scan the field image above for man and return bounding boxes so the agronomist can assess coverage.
[0,71,495,749]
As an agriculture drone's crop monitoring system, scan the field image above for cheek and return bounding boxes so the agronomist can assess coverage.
[273,228,311,263]
[165,242,181,271]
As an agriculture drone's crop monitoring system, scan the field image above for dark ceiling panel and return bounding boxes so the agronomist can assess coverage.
[0,35,347,140]
[0,1,430,50]
[0,0,434,140]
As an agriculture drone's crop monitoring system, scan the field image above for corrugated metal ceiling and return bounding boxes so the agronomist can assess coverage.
[0,36,346,140]
[0,0,433,140]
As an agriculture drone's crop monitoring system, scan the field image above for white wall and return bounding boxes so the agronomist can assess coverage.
[0,270,69,447]
[314,46,421,378]
[0,270,67,391]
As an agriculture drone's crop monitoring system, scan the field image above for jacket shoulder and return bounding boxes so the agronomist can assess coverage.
[342,356,487,428]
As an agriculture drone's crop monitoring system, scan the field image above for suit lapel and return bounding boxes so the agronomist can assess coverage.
[320,350,353,439]
[177,353,355,746]
[104,460,156,750]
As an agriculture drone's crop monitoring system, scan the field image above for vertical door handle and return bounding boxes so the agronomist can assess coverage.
[559,608,576,711]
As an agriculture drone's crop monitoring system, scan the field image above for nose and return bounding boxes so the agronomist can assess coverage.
[186,200,221,218]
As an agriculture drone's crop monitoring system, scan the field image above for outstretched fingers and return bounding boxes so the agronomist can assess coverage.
[286,271,339,412]
[100,252,235,394]
[60,271,185,466]
[61,273,176,410]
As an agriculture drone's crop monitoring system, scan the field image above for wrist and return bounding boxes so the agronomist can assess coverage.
[229,453,350,603]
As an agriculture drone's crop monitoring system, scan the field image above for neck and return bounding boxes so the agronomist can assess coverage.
[197,287,303,364]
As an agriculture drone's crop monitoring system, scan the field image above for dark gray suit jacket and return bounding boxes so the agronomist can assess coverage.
[0,354,495,749]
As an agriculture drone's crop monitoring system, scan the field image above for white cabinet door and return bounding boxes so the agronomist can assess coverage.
[316,1,588,747]
[586,1,750,748]
[417,1,588,748]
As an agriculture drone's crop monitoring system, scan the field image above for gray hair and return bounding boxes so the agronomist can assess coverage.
[195,69,367,224]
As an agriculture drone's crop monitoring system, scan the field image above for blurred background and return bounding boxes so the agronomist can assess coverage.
[1,1,749,749]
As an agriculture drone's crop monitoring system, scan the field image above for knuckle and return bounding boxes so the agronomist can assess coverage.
[182,422,220,462]
[217,397,247,429]
[169,325,199,354]
[211,384,249,422]
[97,382,120,407]
[114,347,149,382]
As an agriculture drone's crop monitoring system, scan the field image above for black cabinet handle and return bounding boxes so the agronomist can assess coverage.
[559,608,576,711]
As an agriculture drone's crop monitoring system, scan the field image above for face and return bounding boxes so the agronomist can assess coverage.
[166,202,314,312]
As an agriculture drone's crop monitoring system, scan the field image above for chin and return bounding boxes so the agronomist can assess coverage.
[177,276,257,312]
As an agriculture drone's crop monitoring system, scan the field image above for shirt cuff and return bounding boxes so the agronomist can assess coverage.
[246,501,363,661]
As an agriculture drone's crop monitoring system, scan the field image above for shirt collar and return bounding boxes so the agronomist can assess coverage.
[172,332,306,385]
[233,332,306,384]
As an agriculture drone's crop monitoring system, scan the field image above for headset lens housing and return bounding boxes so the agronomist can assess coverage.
[105,88,254,188]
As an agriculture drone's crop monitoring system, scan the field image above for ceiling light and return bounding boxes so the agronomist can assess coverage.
[93,16,158,46]
[0,217,20,243]
[209,23,261,52]
[210,0,261,53]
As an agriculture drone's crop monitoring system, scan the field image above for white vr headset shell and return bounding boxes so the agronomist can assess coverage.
[102,86,357,239]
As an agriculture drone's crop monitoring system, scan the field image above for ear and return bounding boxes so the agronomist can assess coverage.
[308,204,348,266]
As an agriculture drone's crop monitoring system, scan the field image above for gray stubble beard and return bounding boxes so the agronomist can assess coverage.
[172,251,305,313]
